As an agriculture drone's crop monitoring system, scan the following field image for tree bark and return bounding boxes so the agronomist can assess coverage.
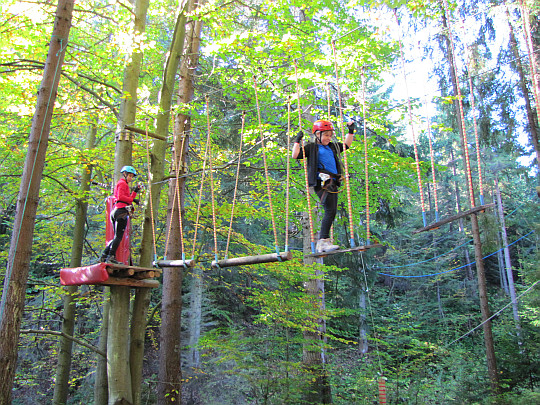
[108,286,133,405]
[94,297,110,405]
[0,1,74,403]
[53,123,97,405]
[507,12,540,172]
[494,177,522,337]
[441,2,500,394]
[301,211,332,404]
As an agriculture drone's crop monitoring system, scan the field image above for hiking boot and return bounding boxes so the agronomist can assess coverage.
[106,255,119,264]
[316,238,339,253]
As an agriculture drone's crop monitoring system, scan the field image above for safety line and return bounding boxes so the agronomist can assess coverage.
[446,279,540,347]
[378,231,535,278]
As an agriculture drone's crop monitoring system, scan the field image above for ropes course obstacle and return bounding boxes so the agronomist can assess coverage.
[60,196,160,288]
[209,86,292,269]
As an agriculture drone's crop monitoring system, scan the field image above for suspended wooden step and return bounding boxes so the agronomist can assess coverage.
[155,259,197,268]
[413,203,495,234]
[305,243,383,258]
[211,251,292,269]
[60,262,161,288]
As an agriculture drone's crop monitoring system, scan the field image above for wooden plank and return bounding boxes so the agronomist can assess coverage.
[211,251,292,269]
[104,262,162,274]
[305,243,383,258]
[413,203,495,234]
[155,259,196,268]
[98,277,160,288]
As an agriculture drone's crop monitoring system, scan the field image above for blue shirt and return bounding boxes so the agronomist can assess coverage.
[318,144,338,174]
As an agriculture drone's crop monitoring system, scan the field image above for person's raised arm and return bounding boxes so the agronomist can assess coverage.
[291,131,304,159]
[344,121,355,148]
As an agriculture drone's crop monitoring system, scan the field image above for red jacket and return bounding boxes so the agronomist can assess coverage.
[114,178,137,208]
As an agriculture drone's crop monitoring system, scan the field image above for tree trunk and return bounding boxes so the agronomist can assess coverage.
[53,123,97,405]
[301,211,332,404]
[106,0,150,402]
[113,0,150,175]
[494,177,522,337]
[153,3,198,404]
[441,2,500,394]
[0,1,74,403]
[94,297,110,405]
[507,11,540,172]
[358,288,368,354]
[108,286,133,405]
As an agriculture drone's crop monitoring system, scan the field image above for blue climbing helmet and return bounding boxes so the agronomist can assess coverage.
[120,165,137,177]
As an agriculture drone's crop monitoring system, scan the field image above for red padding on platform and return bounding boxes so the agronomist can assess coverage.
[60,262,109,286]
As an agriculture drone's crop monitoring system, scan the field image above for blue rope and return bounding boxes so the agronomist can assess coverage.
[378,231,535,278]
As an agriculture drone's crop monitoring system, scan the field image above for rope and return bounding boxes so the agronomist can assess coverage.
[144,121,158,263]
[393,9,427,227]
[519,1,540,171]
[252,75,280,254]
[442,0,476,209]
[331,40,356,247]
[378,230,535,278]
[190,108,211,259]
[174,134,188,262]
[361,69,371,243]
[467,55,485,205]
[359,252,384,376]
[326,82,335,243]
[285,102,291,252]
[224,111,245,259]
[426,115,440,222]
[205,96,219,262]
[294,60,316,254]
[446,279,540,347]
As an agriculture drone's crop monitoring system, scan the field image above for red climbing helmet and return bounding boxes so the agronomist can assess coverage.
[312,120,334,133]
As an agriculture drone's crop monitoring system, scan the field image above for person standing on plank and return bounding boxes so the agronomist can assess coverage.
[100,165,141,263]
[292,119,355,252]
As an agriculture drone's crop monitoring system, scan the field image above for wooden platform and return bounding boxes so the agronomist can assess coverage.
[413,203,495,234]
[60,262,161,288]
[305,243,383,258]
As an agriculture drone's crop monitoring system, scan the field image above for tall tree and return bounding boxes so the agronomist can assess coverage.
[0,1,75,403]
[53,123,97,405]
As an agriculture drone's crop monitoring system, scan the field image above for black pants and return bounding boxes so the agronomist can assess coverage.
[102,207,129,258]
[315,186,338,239]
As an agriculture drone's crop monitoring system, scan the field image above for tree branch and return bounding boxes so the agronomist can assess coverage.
[20,329,106,357]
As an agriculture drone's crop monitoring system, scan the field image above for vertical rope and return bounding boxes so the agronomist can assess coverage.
[225,111,245,258]
[442,0,476,208]
[361,70,371,243]
[393,9,427,226]
[144,121,158,262]
[252,76,280,254]
[519,1,540,136]
[466,60,485,205]
[173,134,188,260]
[190,134,210,259]
[205,96,219,262]
[326,81,335,243]
[426,116,440,222]
[294,59,316,253]
[285,101,291,252]
[331,40,356,247]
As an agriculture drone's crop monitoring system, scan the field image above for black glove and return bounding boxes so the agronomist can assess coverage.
[347,122,356,134]
[133,184,141,193]
[293,131,304,144]
[133,198,140,205]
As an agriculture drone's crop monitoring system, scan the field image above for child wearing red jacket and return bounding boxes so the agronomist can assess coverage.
[100,165,141,263]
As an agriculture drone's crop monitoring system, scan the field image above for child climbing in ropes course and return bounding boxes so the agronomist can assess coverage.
[291,119,355,253]
[100,165,142,263]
